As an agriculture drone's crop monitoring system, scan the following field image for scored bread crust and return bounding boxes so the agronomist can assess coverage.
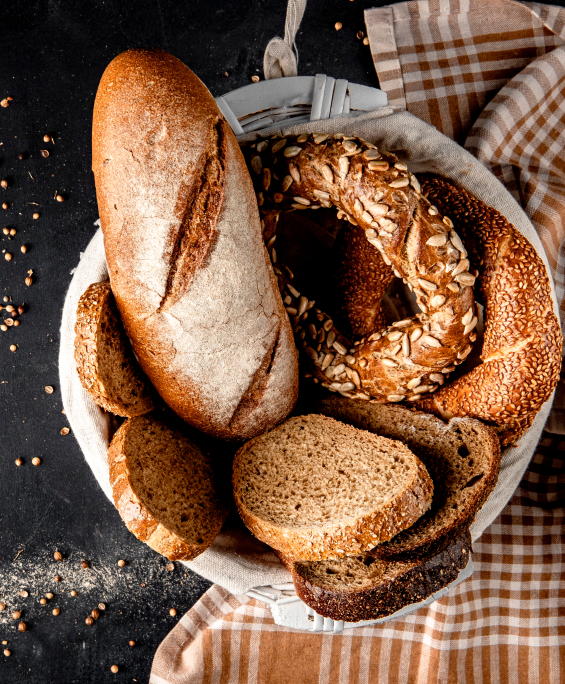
[282,528,471,623]
[74,281,155,417]
[315,396,500,560]
[108,416,227,561]
[92,49,298,440]
[232,415,434,561]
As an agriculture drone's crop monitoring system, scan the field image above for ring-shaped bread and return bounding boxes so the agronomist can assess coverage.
[243,133,480,404]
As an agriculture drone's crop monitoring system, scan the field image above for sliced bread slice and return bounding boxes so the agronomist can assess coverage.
[75,281,155,417]
[315,396,500,559]
[281,528,471,622]
[232,414,434,561]
[109,415,229,561]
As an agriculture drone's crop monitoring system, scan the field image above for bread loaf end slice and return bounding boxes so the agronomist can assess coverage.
[75,281,155,417]
[282,528,471,623]
[233,414,433,561]
[109,415,229,561]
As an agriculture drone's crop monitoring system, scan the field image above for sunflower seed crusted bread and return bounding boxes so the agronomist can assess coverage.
[74,280,155,417]
[242,134,479,404]
[108,415,229,561]
[280,528,471,622]
[315,396,500,560]
[232,414,434,561]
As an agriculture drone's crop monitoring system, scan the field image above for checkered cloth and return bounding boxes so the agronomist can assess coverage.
[366,0,565,324]
[150,1,565,681]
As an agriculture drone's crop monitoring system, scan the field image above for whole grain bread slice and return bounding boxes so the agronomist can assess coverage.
[280,528,471,623]
[75,281,155,417]
[315,396,500,559]
[232,414,434,561]
[108,414,229,561]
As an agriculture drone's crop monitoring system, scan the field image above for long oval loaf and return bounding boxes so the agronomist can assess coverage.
[109,415,229,561]
[232,414,434,561]
[92,49,298,440]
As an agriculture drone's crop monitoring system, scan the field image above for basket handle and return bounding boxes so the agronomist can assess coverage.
[263,0,307,80]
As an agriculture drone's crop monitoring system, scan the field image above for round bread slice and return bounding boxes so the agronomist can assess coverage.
[75,281,155,417]
[314,396,500,559]
[109,415,228,561]
[232,414,434,561]
[281,528,471,623]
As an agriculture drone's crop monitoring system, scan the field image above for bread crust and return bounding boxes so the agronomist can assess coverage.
[243,137,560,444]
[242,134,479,403]
[74,280,155,417]
[92,49,298,440]
[108,416,227,561]
[415,177,562,445]
[315,396,500,560]
[232,416,434,561]
[285,528,472,622]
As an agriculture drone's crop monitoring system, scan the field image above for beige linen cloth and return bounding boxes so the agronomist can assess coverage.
[143,0,565,681]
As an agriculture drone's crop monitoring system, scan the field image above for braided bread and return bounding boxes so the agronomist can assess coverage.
[243,134,480,405]
[413,177,562,445]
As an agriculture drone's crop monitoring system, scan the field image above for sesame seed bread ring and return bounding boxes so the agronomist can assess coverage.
[413,176,562,445]
[243,134,480,404]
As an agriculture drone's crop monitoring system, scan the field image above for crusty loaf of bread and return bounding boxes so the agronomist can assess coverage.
[315,395,500,559]
[92,49,298,440]
[108,414,229,561]
[232,414,434,561]
[281,528,471,622]
[74,281,155,417]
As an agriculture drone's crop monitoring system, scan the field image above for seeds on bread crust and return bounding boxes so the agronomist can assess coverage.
[415,176,562,445]
[242,134,480,407]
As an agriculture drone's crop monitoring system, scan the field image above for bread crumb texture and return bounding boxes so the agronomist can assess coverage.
[233,414,433,560]
[287,529,472,622]
[109,415,228,561]
[316,397,500,559]
[74,281,154,417]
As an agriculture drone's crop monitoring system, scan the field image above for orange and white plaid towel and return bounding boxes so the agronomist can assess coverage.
[367,0,565,323]
[150,1,565,681]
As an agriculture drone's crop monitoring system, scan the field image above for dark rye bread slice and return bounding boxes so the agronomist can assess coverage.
[75,281,155,417]
[109,415,229,561]
[315,396,500,559]
[280,528,471,623]
[232,414,434,561]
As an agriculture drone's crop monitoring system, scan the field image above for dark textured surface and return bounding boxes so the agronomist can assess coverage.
[0,1,381,681]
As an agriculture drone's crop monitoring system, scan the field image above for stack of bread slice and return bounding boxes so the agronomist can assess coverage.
[233,401,500,622]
